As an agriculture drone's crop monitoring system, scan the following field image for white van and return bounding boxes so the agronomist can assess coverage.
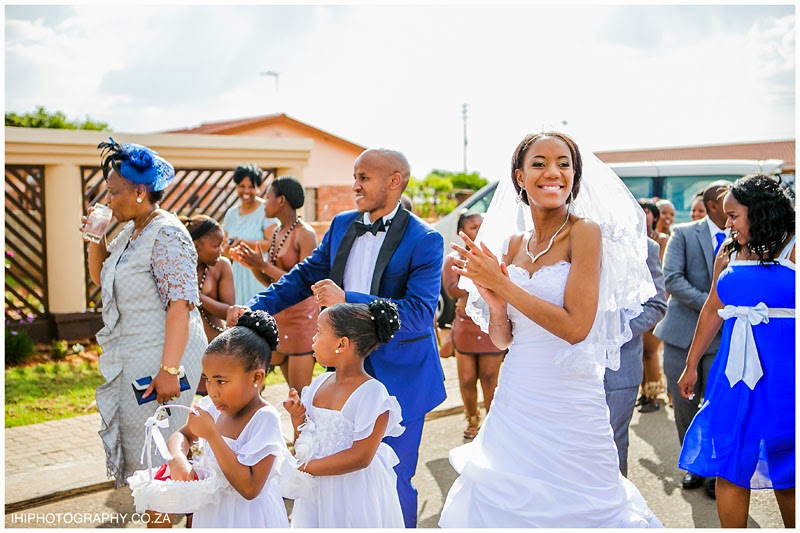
[432,158,786,326]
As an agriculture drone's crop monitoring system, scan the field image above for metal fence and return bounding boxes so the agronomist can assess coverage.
[4,165,49,326]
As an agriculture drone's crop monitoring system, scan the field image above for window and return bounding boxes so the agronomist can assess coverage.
[621,177,653,201]
[662,175,738,224]
[466,185,496,214]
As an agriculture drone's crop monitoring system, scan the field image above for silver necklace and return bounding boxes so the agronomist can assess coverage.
[526,210,570,264]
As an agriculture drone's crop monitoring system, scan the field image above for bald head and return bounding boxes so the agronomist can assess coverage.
[357,148,411,186]
[703,180,731,228]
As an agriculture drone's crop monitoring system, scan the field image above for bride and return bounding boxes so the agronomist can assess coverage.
[438,132,662,527]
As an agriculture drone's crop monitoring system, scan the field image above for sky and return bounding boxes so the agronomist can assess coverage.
[4,3,796,181]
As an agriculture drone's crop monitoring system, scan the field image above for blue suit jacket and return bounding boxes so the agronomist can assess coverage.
[248,206,447,421]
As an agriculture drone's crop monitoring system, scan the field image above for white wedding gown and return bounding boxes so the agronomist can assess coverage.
[439,262,662,528]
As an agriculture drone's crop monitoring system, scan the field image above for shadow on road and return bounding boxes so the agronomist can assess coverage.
[418,457,457,528]
[631,405,723,528]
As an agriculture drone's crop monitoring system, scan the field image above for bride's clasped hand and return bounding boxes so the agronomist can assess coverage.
[450,233,510,311]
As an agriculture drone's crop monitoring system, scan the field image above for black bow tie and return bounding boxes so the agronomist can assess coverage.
[354,218,390,237]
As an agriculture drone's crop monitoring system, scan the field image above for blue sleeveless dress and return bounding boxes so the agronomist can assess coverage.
[679,237,795,489]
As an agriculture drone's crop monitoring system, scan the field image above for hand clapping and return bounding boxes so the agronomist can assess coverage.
[450,232,510,309]
[232,242,267,270]
[451,232,503,281]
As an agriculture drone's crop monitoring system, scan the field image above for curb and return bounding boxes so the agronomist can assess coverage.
[5,481,116,514]
[426,405,464,422]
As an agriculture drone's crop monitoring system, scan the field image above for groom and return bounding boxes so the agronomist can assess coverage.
[227,148,446,527]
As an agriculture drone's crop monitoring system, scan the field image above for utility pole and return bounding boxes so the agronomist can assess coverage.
[260,70,280,95]
[461,103,469,173]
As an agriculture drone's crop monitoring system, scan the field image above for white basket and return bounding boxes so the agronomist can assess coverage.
[128,403,224,514]
[128,465,223,514]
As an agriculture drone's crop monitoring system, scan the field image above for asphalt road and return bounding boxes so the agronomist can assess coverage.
[4,404,785,529]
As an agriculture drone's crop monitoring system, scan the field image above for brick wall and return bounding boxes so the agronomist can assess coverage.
[309,221,332,243]
[316,185,354,221]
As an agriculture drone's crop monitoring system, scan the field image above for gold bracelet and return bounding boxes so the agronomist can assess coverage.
[489,318,510,326]
[160,363,180,375]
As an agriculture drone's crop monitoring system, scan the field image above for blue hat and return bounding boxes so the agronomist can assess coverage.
[97,137,175,192]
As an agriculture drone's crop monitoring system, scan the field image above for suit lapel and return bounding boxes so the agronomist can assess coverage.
[694,221,714,276]
[370,207,410,295]
[330,219,358,287]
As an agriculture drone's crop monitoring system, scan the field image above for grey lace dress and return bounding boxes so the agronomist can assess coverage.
[95,212,207,486]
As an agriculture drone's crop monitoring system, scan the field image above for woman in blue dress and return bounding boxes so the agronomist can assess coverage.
[677,173,795,528]
[222,163,277,305]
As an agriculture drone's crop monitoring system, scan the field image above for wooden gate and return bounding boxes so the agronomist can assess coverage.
[4,165,48,326]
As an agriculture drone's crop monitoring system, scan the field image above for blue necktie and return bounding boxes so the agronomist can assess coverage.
[714,232,726,254]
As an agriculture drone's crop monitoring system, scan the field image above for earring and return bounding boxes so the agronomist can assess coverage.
[335,349,340,354]
[253,383,258,388]
[516,188,526,204]
[136,197,143,204]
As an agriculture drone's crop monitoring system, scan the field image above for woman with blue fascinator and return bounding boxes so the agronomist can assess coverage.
[81,139,207,508]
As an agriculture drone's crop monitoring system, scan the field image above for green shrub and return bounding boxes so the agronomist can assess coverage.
[52,339,69,361]
[5,329,35,365]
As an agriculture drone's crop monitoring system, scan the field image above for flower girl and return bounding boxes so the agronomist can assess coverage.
[166,310,290,528]
[284,299,405,527]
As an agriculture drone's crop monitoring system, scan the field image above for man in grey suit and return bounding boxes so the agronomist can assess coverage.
[604,237,667,477]
[653,181,729,497]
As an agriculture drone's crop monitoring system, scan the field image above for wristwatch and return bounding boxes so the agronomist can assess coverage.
[160,364,180,376]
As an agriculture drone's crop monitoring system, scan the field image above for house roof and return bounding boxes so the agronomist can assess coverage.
[163,113,367,152]
[596,140,795,169]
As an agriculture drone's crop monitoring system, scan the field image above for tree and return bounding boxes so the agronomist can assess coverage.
[5,106,110,130]
[451,171,488,191]
[407,169,488,218]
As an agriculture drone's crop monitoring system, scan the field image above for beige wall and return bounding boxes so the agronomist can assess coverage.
[5,127,312,317]
[228,122,363,188]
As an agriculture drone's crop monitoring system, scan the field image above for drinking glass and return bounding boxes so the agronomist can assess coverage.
[83,204,113,243]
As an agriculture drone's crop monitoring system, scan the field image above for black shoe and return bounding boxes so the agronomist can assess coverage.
[638,398,660,413]
[682,472,704,489]
[635,395,646,407]
[705,477,716,499]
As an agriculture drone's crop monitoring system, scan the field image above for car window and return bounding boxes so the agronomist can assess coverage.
[662,175,738,223]
[467,187,495,214]
[621,177,653,200]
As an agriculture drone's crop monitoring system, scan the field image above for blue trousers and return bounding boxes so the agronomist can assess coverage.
[384,416,424,528]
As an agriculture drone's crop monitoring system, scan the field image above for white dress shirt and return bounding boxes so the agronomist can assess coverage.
[705,216,729,250]
[343,203,401,294]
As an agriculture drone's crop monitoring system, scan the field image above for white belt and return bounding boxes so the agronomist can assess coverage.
[718,303,794,389]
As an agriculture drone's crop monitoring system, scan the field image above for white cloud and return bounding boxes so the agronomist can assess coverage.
[4,5,794,181]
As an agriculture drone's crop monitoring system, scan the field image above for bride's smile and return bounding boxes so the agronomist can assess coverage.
[515,136,576,210]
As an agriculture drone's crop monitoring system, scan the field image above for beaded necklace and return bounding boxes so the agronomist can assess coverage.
[268,218,300,266]
[198,265,224,332]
